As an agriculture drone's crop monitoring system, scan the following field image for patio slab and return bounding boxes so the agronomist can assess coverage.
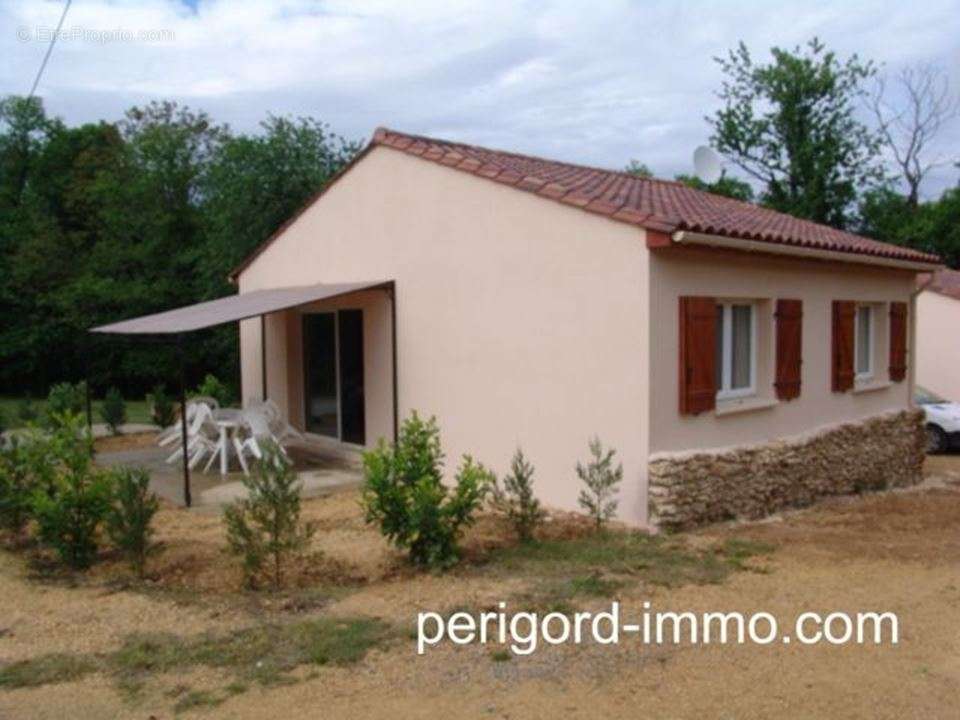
[95,443,363,509]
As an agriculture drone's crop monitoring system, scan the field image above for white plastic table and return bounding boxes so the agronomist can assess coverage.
[212,408,243,475]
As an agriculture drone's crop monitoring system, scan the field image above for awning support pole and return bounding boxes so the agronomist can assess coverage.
[389,282,398,444]
[177,334,192,508]
[83,335,93,436]
[260,314,268,401]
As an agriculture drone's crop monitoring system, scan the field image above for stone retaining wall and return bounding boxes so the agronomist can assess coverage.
[649,410,925,530]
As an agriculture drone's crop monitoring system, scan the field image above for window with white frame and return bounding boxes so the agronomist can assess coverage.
[714,301,756,399]
[854,304,873,379]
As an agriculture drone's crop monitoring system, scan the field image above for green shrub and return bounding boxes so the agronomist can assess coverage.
[361,412,493,569]
[146,384,177,428]
[106,467,160,578]
[193,374,233,408]
[17,396,38,424]
[30,413,111,569]
[46,382,86,426]
[0,440,34,537]
[99,387,126,435]
[491,447,545,543]
[576,437,623,531]
[223,443,315,589]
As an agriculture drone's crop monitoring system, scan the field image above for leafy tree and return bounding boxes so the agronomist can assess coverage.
[576,437,623,531]
[361,413,492,569]
[675,173,755,202]
[491,448,545,543]
[709,38,882,228]
[858,185,960,267]
[105,466,160,578]
[223,443,316,589]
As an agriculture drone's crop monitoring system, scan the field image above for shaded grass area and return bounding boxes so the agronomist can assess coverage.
[490,531,774,589]
[0,617,393,697]
[0,396,152,429]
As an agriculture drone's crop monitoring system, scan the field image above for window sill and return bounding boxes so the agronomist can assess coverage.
[715,396,779,417]
[853,380,892,394]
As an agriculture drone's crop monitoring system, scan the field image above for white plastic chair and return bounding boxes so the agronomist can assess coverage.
[165,403,218,469]
[233,408,288,476]
[259,399,305,445]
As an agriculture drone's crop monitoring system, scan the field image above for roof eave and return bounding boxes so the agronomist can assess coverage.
[670,230,942,272]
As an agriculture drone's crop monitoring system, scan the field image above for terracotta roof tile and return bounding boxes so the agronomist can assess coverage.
[372,127,940,265]
[921,268,960,300]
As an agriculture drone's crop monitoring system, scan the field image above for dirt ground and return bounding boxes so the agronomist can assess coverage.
[1,455,959,719]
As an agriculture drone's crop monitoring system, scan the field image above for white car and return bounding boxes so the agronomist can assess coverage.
[915,387,960,454]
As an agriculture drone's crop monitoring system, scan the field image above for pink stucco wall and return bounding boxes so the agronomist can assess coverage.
[647,246,915,455]
[916,290,960,401]
[238,146,651,525]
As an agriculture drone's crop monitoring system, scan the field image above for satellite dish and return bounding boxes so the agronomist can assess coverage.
[693,146,723,184]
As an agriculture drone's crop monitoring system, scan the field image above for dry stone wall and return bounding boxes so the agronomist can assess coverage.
[649,410,925,530]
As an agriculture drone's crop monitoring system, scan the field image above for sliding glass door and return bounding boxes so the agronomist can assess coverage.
[302,310,365,444]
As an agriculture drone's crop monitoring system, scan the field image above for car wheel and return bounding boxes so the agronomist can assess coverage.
[926,424,948,454]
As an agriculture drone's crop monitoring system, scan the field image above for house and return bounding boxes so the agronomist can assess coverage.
[229,128,940,529]
[916,268,960,401]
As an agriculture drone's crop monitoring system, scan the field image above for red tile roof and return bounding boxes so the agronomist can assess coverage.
[919,268,960,300]
[372,127,940,265]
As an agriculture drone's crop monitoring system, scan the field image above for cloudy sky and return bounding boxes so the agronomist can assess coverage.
[3,0,959,197]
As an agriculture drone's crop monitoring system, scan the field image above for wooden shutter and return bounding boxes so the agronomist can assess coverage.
[889,302,908,382]
[774,299,803,400]
[679,296,717,415]
[832,300,855,392]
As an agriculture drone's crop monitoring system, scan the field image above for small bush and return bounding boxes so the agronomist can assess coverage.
[106,466,160,578]
[17,396,38,424]
[30,413,111,569]
[45,382,86,426]
[223,443,316,589]
[491,447,545,543]
[193,374,233,408]
[0,440,34,537]
[576,437,623,531]
[146,384,177,428]
[361,412,493,569]
[99,387,127,435]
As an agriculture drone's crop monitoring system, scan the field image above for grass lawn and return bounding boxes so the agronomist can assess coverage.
[0,396,153,429]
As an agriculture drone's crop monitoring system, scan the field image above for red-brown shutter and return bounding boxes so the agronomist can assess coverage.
[889,302,908,382]
[832,300,855,392]
[775,299,803,400]
[679,296,717,415]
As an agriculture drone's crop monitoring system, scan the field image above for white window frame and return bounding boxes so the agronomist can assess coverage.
[716,301,757,401]
[854,304,874,380]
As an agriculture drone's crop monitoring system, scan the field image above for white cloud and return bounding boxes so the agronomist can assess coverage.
[2,0,958,197]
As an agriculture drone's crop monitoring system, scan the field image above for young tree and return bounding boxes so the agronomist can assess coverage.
[709,38,882,229]
[361,413,492,568]
[0,440,33,537]
[30,413,111,569]
[491,448,545,543]
[105,466,160,578]
[576,437,623,531]
[223,443,315,589]
[100,387,127,435]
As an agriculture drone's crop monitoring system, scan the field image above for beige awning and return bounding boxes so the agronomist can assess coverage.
[91,281,390,334]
